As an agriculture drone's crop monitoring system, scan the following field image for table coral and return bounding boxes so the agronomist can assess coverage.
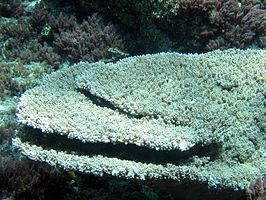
[13,49,266,190]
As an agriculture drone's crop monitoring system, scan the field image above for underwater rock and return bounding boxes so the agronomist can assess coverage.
[13,49,266,190]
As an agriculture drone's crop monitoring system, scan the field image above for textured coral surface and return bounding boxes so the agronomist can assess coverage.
[14,49,266,190]
[1,0,266,199]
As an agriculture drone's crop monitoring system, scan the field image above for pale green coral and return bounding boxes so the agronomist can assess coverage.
[150,0,181,18]
[13,49,266,189]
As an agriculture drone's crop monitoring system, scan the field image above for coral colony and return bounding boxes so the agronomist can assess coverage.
[0,0,265,199]
[14,49,265,190]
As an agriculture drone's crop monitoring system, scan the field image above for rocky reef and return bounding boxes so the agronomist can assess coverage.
[0,0,265,199]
